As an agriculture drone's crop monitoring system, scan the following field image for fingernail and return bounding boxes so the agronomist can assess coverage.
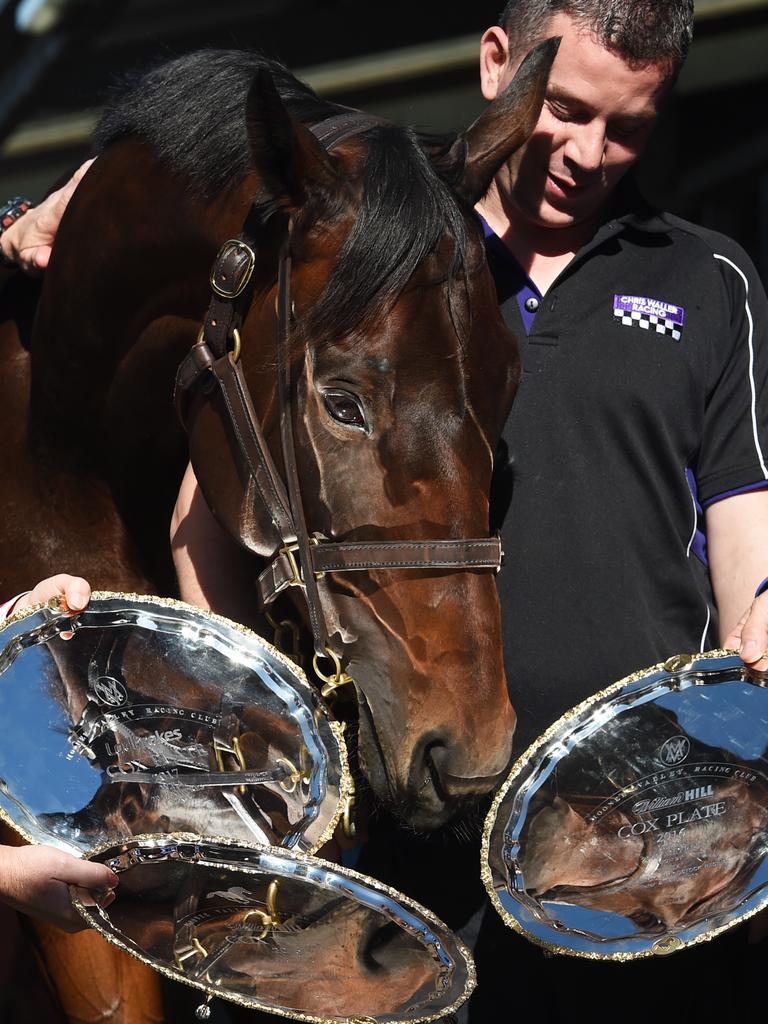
[96,889,116,908]
[108,871,119,886]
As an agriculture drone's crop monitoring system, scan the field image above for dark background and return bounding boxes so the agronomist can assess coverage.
[0,0,767,274]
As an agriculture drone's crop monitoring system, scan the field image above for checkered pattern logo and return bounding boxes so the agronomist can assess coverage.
[613,295,684,342]
[614,308,682,340]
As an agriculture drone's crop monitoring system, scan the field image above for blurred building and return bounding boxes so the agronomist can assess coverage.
[0,0,767,273]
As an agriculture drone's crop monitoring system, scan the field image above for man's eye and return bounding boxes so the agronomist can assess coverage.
[547,100,592,126]
[323,390,368,431]
[610,121,643,140]
[547,100,571,121]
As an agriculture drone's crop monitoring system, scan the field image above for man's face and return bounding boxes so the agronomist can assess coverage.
[480,12,671,231]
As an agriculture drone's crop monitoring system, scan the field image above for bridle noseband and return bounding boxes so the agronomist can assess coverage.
[174,113,502,676]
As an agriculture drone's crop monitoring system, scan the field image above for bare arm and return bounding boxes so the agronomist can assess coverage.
[170,462,263,629]
[706,489,768,667]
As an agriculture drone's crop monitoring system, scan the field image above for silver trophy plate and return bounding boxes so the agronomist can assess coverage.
[483,651,768,959]
[73,834,475,1023]
[0,594,349,854]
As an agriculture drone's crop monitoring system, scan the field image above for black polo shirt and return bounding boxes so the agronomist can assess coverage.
[487,190,768,754]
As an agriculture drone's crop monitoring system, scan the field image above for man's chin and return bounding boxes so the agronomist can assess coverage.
[521,191,608,233]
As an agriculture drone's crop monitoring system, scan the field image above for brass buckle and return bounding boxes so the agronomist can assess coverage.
[494,531,505,575]
[213,735,248,795]
[280,542,304,589]
[210,239,256,299]
[279,537,324,589]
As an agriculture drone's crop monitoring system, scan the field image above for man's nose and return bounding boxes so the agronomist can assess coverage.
[565,123,605,175]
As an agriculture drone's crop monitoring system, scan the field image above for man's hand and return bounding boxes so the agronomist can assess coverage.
[706,490,768,669]
[1,158,93,275]
[15,573,91,615]
[722,595,768,670]
[0,844,118,932]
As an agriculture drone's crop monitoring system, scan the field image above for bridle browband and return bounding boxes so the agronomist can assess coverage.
[174,113,502,674]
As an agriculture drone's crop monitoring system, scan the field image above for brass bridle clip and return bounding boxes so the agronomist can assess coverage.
[312,646,355,700]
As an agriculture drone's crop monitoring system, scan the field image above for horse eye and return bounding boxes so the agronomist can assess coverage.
[323,389,367,431]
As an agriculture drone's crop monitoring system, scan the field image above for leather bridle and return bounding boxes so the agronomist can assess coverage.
[174,113,502,682]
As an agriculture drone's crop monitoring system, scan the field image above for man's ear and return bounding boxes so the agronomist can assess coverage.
[480,26,512,101]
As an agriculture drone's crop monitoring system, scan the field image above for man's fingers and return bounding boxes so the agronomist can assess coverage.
[69,156,95,188]
[61,575,91,612]
[70,884,117,910]
[6,158,93,275]
[23,573,92,612]
[723,610,748,653]
[52,854,118,891]
[39,884,92,933]
[0,845,113,932]
[32,245,51,269]
[736,600,768,667]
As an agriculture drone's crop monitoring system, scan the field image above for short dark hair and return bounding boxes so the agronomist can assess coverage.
[497,0,694,71]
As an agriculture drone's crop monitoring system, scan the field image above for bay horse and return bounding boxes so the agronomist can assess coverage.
[0,43,557,832]
[0,42,557,1024]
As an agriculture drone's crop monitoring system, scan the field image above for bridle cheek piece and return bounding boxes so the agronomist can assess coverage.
[173,114,503,684]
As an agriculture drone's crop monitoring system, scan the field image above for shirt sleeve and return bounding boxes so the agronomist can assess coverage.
[0,593,29,619]
[694,238,768,506]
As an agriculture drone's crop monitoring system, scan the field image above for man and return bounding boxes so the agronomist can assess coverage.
[478,0,768,757]
[464,2,768,1018]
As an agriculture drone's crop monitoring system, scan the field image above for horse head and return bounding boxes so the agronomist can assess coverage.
[178,43,559,830]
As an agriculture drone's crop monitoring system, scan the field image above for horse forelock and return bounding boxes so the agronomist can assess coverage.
[298,124,482,347]
[94,49,483,351]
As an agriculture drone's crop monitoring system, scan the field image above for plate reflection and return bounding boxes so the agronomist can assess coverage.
[75,837,474,1024]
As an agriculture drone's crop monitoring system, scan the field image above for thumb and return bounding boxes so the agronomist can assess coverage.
[723,608,749,653]
[52,854,119,892]
[736,602,768,667]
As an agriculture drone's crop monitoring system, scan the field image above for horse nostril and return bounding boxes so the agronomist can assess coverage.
[422,740,450,802]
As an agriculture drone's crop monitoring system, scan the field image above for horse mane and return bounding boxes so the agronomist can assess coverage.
[93,49,477,342]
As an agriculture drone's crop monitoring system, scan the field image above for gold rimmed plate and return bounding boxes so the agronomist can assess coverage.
[482,651,768,959]
[74,834,475,1023]
[0,593,349,855]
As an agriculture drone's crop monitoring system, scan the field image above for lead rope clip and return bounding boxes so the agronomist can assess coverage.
[312,647,354,700]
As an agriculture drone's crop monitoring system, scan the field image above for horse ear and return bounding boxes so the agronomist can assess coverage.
[452,36,561,206]
[245,67,337,207]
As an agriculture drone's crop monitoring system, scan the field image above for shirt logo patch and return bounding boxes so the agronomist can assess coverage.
[613,294,684,342]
